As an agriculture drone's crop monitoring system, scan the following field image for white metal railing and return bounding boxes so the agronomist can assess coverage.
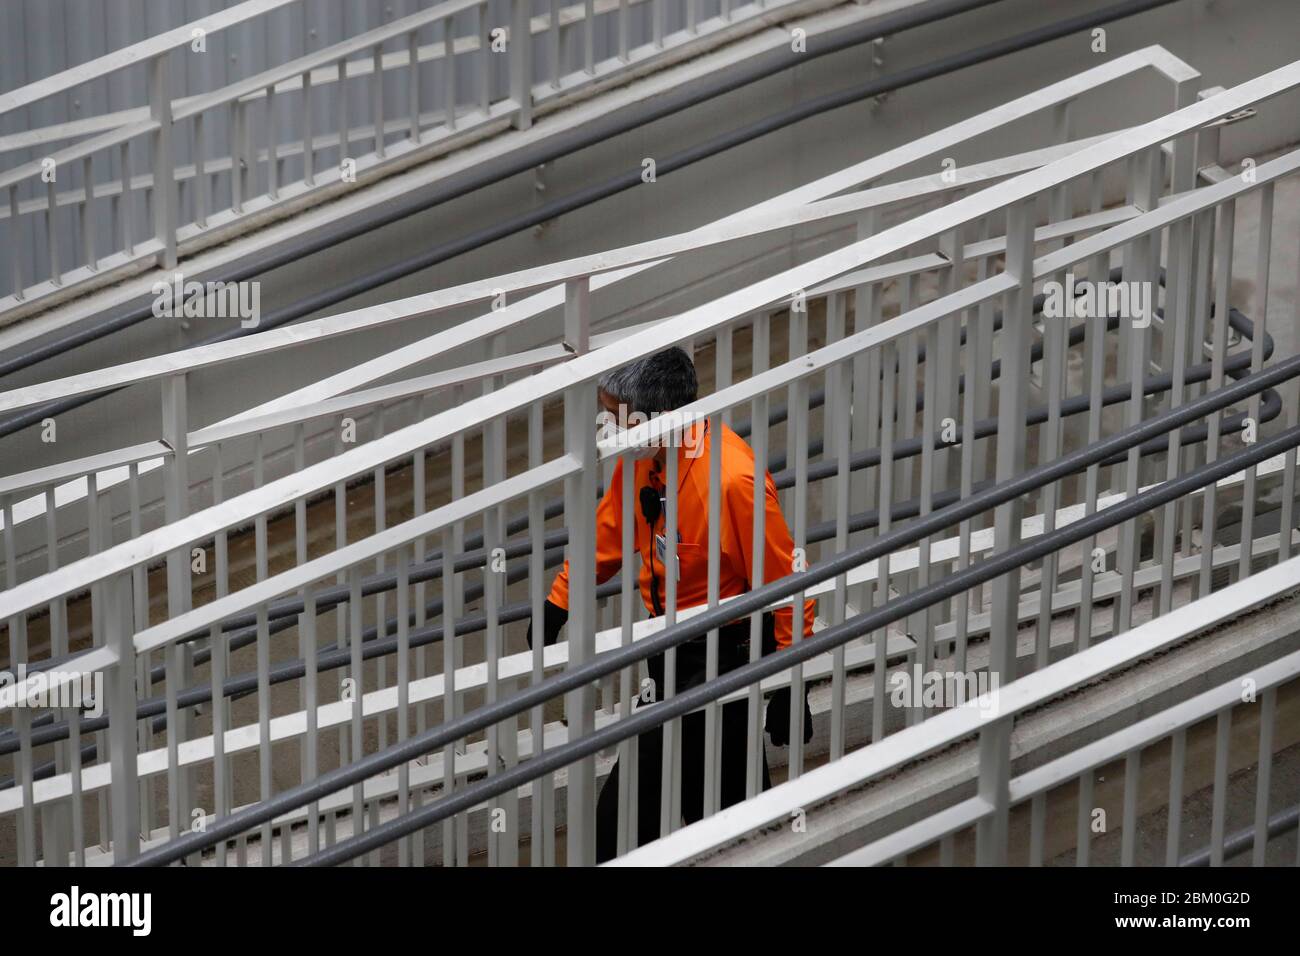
[621,555,1300,866]
[2,51,1299,868]
[0,45,1195,552]
[0,0,814,310]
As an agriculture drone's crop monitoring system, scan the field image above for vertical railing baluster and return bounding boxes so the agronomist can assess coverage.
[265,84,279,198]
[1166,728,1186,866]
[148,52,178,268]
[105,572,141,863]
[81,155,96,271]
[703,411,722,815]
[1199,200,1235,596]
[746,311,770,797]
[974,717,1011,866]
[872,339,896,743]
[1251,687,1276,866]
[584,0,594,74]
[1238,183,1273,579]
[7,185,22,298]
[1210,707,1231,866]
[337,59,349,176]
[443,20,457,132]
[407,32,421,141]
[303,69,316,185]
[478,3,492,115]
[160,373,192,854]
[988,199,1034,686]
[618,0,628,63]
[1116,147,1161,635]
[372,44,386,156]
[119,142,134,254]
[562,277,596,864]
[45,174,60,285]
[616,439,637,855]
[511,0,533,129]
[194,111,210,225]
[1121,750,1140,866]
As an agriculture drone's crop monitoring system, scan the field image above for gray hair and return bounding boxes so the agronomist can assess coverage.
[597,346,698,415]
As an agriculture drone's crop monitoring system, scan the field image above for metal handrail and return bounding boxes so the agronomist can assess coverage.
[4,51,1283,629]
[121,341,1300,865]
[0,0,302,118]
[316,434,1300,867]
[0,308,1280,772]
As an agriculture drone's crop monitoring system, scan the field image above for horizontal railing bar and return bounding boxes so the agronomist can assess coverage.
[0,441,171,498]
[0,103,474,219]
[826,795,995,867]
[0,120,159,193]
[173,0,486,122]
[0,0,302,117]
[134,455,577,655]
[1037,151,1300,275]
[0,647,116,712]
[834,645,1300,865]
[1007,648,1300,806]
[1181,805,1300,867]
[186,317,658,448]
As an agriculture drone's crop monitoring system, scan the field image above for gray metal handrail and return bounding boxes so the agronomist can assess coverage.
[0,277,1274,768]
[302,428,1300,866]
[122,345,1300,866]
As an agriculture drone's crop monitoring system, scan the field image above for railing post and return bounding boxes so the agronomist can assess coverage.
[988,199,1034,684]
[974,717,1012,866]
[148,52,178,270]
[510,0,533,130]
[564,277,590,354]
[562,278,596,864]
[161,372,194,844]
[104,571,141,863]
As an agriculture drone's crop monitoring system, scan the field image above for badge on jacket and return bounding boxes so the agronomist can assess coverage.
[654,533,681,581]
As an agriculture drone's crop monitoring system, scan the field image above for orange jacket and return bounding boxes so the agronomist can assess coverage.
[548,420,816,649]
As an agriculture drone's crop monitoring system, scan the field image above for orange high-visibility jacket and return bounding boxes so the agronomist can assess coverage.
[548,420,816,649]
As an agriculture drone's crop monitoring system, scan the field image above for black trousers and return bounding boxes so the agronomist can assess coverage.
[594,614,775,863]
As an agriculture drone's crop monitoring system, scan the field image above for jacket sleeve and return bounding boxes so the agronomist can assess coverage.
[726,466,816,650]
[547,458,628,611]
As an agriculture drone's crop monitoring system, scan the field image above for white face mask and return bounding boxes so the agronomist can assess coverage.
[596,412,659,460]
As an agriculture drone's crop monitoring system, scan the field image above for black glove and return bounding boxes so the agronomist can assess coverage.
[765,686,814,746]
[526,600,569,649]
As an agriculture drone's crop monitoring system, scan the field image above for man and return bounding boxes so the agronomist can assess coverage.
[529,346,815,862]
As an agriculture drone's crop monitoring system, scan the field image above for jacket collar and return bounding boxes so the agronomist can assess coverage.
[640,418,709,496]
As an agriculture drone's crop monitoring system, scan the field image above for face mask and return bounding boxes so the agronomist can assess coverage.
[596,413,659,460]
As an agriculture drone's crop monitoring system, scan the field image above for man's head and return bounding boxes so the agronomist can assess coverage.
[597,346,697,419]
[596,347,698,462]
